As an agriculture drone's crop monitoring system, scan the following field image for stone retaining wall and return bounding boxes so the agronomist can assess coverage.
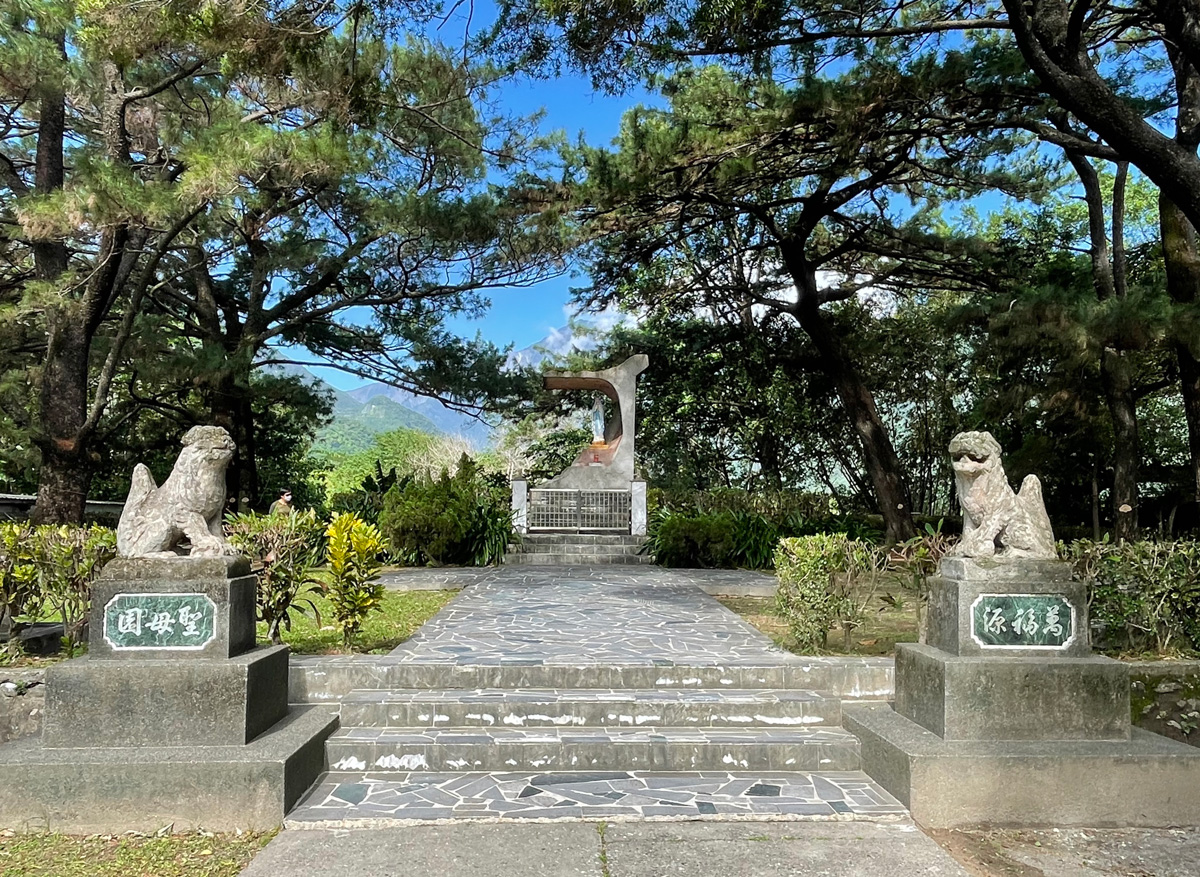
[0,669,44,744]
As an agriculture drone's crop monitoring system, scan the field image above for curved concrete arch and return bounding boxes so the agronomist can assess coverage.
[540,354,648,489]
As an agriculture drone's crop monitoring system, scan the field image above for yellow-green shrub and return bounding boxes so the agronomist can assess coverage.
[323,512,386,647]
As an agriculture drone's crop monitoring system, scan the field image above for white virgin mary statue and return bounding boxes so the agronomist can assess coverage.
[590,395,606,444]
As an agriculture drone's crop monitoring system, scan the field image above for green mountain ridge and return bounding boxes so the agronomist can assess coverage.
[313,393,441,455]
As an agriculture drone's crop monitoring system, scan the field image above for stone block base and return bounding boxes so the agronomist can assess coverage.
[895,644,1130,741]
[845,703,1200,828]
[0,705,337,833]
[44,645,289,748]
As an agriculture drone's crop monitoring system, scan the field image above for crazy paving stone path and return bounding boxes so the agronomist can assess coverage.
[387,568,793,665]
[287,565,901,826]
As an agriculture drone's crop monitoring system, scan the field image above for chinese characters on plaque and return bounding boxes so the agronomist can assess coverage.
[103,593,217,650]
[970,594,1074,649]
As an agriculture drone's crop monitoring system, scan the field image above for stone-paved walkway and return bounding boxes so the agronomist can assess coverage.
[379,564,779,596]
[289,770,906,826]
[385,567,792,665]
[284,565,901,830]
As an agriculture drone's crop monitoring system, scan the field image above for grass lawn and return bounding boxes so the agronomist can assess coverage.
[255,588,455,655]
[3,587,454,666]
[717,591,919,657]
[0,830,272,877]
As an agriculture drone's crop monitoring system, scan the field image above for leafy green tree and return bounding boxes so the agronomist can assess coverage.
[492,0,1200,502]
[0,0,566,522]
[571,63,1025,540]
[1,0,341,522]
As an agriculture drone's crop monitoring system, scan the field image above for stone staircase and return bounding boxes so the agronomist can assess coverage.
[325,687,858,773]
[284,661,902,825]
[503,533,653,565]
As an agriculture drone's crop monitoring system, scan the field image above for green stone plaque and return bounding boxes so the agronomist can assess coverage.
[970,593,1075,649]
[102,593,217,651]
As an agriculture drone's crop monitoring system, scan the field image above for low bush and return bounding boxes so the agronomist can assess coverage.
[645,503,881,570]
[0,523,37,641]
[226,510,325,644]
[774,529,955,652]
[378,455,513,566]
[0,523,116,656]
[774,535,848,651]
[323,512,386,647]
[1066,538,1200,655]
[650,511,738,568]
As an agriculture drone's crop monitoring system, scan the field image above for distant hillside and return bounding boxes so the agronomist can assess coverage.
[262,363,444,455]
[313,393,442,454]
[346,384,491,447]
[268,316,627,454]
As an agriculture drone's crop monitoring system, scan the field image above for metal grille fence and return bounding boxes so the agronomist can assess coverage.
[528,489,631,533]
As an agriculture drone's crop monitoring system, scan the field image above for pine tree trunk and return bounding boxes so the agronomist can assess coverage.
[31,313,92,525]
[1163,49,1200,502]
[207,366,259,512]
[27,32,82,524]
[1161,196,1200,503]
[1178,345,1200,502]
[1067,150,1142,540]
[1100,349,1140,541]
[792,299,917,543]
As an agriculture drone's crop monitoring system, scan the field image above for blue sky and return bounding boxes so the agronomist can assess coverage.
[300,33,655,391]
[439,76,635,355]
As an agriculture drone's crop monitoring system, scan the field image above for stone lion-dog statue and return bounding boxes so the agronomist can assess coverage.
[949,431,1056,559]
[116,425,238,558]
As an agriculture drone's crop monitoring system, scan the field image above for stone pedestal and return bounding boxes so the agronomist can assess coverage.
[848,556,1200,827]
[0,557,336,832]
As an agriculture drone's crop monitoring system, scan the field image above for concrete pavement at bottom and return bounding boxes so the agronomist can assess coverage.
[238,821,970,877]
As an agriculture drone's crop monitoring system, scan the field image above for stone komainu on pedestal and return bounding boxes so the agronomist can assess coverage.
[117,425,238,558]
[0,427,336,833]
[843,430,1200,828]
[948,431,1056,559]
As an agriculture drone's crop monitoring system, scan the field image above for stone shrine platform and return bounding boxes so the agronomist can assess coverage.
[848,555,1200,828]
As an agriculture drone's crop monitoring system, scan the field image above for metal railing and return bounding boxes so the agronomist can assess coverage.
[528,488,631,533]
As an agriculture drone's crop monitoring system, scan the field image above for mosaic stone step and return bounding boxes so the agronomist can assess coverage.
[338,688,842,729]
[324,726,861,773]
[290,658,895,703]
[287,769,906,826]
[504,553,655,565]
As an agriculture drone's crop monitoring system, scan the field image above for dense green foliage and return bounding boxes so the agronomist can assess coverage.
[643,489,886,569]
[378,456,513,566]
[0,523,116,655]
[1067,539,1200,655]
[320,429,475,499]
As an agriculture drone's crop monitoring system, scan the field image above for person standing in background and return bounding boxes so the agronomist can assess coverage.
[269,489,293,515]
